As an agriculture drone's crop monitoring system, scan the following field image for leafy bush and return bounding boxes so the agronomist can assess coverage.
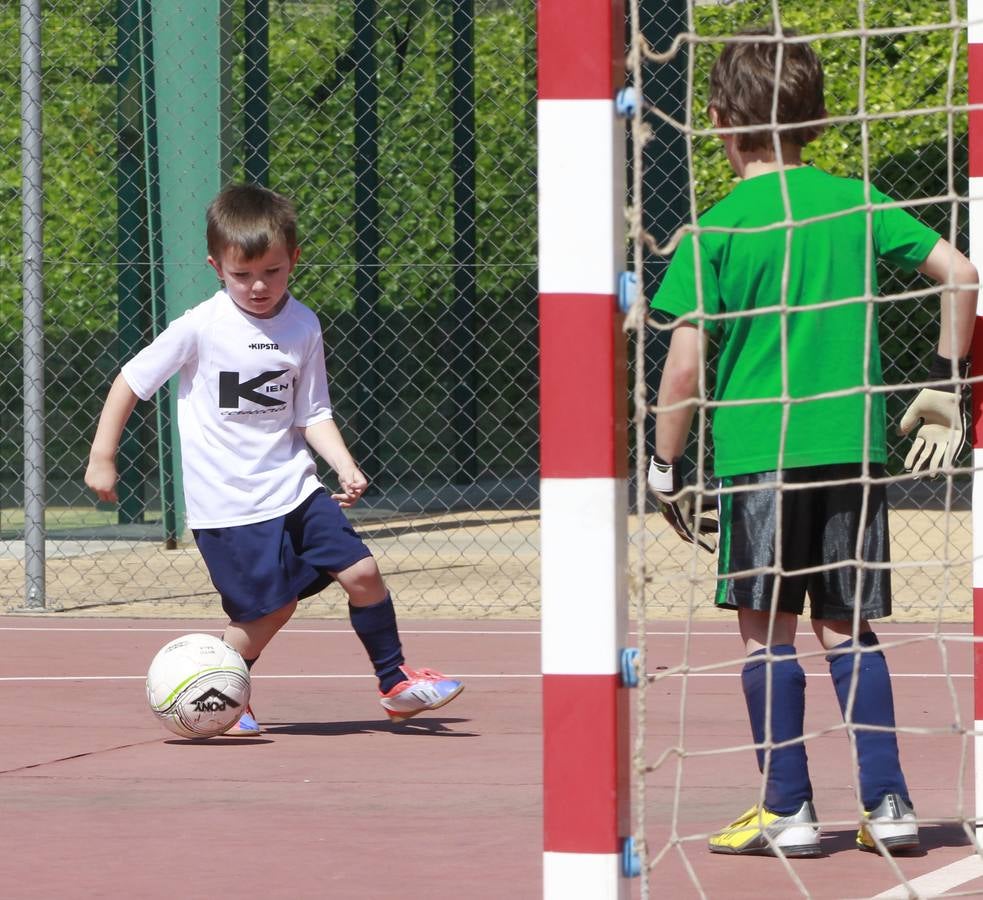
[0,0,968,491]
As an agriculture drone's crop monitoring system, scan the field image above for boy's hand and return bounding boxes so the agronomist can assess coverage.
[647,455,717,553]
[899,388,967,475]
[84,457,120,503]
[331,466,368,508]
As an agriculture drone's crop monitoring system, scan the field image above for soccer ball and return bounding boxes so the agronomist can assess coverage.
[146,633,251,739]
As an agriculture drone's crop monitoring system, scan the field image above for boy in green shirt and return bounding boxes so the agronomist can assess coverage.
[650,26,977,857]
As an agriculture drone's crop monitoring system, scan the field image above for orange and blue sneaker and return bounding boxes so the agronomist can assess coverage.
[380,666,464,722]
[229,704,261,735]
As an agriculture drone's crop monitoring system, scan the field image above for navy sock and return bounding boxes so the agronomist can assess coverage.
[828,632,910,811]
[349,594,406,693]
[742,645,812,815]
[243,657,258,671]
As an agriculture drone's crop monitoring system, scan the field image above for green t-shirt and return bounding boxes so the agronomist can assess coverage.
[651,166,939,477]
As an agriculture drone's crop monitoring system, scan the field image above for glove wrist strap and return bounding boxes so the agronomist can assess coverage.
[928,353,971,390]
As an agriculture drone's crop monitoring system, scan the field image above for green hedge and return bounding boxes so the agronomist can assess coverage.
[0,0,537,339]
[0,0,969,491]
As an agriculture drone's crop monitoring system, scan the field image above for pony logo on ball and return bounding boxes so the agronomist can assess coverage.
[190,687,242,713]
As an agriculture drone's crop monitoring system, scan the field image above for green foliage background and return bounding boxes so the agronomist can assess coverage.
[0,0,970,503]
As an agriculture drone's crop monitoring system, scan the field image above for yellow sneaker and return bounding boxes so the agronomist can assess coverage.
[708,801,821,857]
[856,794,919,854]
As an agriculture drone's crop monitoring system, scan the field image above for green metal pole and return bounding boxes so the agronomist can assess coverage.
[449,0,477,484]
[353,0,381,472]
[116,0,150,525]
[244,0,270,186]
[136,0,178,546]
[642,0,687,292]
[151,0,235,539]
[641,0,688,462]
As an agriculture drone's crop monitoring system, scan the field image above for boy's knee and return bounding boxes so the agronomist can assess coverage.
[738,608,798,653]
[262,598,298,627]
[337,556,386,605]
[813,617,873,651]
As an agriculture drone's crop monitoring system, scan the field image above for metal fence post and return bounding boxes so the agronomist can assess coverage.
[20,0,45,610]
[244,0,270,187]
[353,0,382,473]
[640,0,687,464]
[116,0,152,526]
[135,0,179,547]
[449,0,477,484]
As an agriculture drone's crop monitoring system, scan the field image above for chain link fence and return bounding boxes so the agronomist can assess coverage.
[3,0,972,621]
[632,0,971,625]
[2,0,539,617]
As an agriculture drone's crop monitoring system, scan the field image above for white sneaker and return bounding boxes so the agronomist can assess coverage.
[857,793,919,853]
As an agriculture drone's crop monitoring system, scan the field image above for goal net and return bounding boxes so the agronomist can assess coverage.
[625,1,978,894]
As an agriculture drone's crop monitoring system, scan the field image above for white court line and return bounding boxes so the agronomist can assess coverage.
[0,672,967,682]
[659,673,971,679]
[0,626,971,637]
[0,673,540,682]
[0,626,537,635]
[872,854,983,899]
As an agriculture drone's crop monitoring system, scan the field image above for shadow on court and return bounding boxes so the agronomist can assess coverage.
[265,717,479,737]
[818,822,972,856]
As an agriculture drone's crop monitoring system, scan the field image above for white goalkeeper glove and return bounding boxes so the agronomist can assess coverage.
[647,454,717,553]
[898,354,970,475]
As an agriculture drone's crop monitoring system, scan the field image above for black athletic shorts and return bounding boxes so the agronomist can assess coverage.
[715,463,891,620]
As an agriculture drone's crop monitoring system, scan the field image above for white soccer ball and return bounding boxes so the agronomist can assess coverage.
[146,633,251,739]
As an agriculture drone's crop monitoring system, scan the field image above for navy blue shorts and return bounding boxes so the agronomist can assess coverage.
[715,463,892,621]
[192,489,374,623]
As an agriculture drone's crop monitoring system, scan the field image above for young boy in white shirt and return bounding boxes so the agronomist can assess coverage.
[86,183,463,732]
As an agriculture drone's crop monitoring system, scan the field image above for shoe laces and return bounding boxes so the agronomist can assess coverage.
[402,666,448,683]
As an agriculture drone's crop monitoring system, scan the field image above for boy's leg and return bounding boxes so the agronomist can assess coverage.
[287,492,463,721]
[334,557,406,693]
[221,599,298,734]
[738,608,813,815]
[223,598,298,661]
[333,555,463,720]
[709,606,819,856]
[808,466,917,852]
[816,618,917,850]
[708,470,819,855]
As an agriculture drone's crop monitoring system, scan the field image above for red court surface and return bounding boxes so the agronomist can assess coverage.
[639,623,983,899]
[1,618,981,899]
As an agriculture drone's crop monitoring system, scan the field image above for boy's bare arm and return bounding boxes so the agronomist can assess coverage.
[84,373,140,502]
[655,323,706,462]
[917,237,979,362]
[898,238,978,474]
[300,418,368,507]
[649,323,717,553]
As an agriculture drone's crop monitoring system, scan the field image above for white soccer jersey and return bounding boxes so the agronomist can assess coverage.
[122,290,334,529]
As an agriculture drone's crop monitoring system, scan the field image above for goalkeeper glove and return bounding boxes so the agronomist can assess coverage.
[898,353,971,475]
[647,454,718,553]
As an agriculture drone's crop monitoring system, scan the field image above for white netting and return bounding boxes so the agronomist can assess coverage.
[626,1,978,894]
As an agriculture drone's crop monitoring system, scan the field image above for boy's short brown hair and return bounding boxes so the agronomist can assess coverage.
[709,25,826,153]
[206,183,298,259]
